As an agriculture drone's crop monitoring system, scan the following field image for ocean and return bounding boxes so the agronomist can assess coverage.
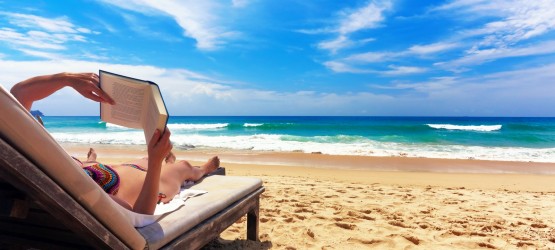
[43,116,555,163]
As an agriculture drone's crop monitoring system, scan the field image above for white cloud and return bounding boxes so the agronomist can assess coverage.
[18,49,63,59]
[315,1,393,53]
[323,61,368,73]
[0,59,396,115]
[379,77,457,92]
[2,59,555,116]
[232,0,250,8]
[295,28,333,35]
[0,12,96,57]
[318,35,352,54]
[382,65,427,76]
[0,28,66,50]
[99,0,239,50]
[344,51,389,63]
[324,59,427,75]
[370,63,555,116]
[436,40,555,69]
[4,13,83,33]
[387,63,555,97]
[323,41,454,74]
[408,42,460,55]
[337,1,392,34]
[325,1,555,74]
[432,0,555,68]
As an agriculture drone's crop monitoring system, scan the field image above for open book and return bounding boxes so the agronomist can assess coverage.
[99,70,169,145]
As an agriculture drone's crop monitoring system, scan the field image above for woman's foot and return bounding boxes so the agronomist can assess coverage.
[87,148,97,162]
[201,156,220,174]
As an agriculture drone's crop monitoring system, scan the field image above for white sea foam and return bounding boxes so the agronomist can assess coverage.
[106,123,132,130]
[167,123,229,130]
[51,131,555,163]
[52,131,146,144]
[427,124,502,132]
[244,123,264,127]
[168,134,555,163]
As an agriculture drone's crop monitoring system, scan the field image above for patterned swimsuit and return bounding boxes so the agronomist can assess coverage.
[73,157,120,195]
[82,163,120,195]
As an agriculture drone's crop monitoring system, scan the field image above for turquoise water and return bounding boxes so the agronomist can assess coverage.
[43,116,555,162]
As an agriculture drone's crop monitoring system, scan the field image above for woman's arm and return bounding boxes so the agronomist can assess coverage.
[10,72,115,111]
[133,128,172,214]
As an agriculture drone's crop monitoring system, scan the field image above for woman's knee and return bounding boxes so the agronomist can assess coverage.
[176,160,193,169]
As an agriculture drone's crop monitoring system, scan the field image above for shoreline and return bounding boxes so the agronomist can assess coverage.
[61,142,555,173]
[62,142,555,192]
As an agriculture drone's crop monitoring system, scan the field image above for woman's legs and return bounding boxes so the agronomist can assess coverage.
[121,151,177,170]
[114,150,220,204]
[158,156,220,203]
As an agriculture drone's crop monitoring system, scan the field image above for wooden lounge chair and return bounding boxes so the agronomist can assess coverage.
[0,85,264,249]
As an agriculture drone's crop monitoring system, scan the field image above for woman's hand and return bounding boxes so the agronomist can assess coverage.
[10,72,115,110]
[147,127,173,167]
[63,73,115,104]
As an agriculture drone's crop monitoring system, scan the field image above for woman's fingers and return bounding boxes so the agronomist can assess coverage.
[158,128,172,152]
[148,128,172,164]
[92,88,115,104]
[71,73,115,104]
[149,129,162,148]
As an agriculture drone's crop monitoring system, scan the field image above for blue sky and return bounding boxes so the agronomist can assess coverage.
[1,0,555,116]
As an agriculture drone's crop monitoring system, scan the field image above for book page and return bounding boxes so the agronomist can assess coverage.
[111,84,145,124]
[100,73,148,129]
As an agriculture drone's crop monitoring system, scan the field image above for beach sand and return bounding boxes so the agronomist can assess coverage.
[64,143,555,249]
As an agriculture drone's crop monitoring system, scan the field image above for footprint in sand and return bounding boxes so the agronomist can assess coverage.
[359,209,372,214]
[334,222,356,230]
[450,230,464,236]
[293,214,306,220]
[347,210,374,221]
[306,229,315,238]
[516,242,535,247]
[403,235,420,245]
[388,221,411,228]
[477,242,496,249]
[283,217,294,223]
[530,223,548,228]
[293,203,309,208]
[348,238,382,245]
[260,217,276,223]
[418,224,429,229]
[294,208,314,213]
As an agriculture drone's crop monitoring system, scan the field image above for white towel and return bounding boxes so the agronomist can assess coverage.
[182,180,195,189]
[118,188,208,228]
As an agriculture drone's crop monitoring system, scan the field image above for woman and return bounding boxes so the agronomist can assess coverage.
[10,72,219,215]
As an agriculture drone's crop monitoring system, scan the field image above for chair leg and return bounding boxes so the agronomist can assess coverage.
[246,199,259,241]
